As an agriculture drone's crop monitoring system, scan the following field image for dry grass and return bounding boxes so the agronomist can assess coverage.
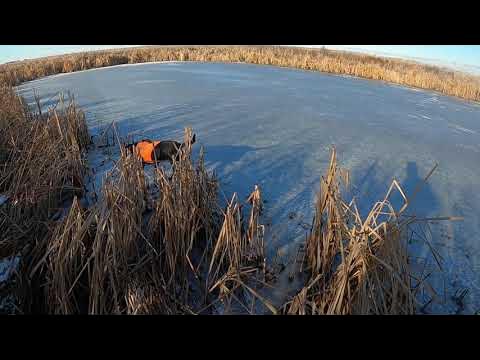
[282,149,453,315]
[0,89,90,259]
[44,197,93,314]
[146,130,222,310]
[87,148,147,314]
[207,189,275,314]
[143,128,271,314]
[6,126,273,314]
[1,46,480,102]
[0,84,91,313]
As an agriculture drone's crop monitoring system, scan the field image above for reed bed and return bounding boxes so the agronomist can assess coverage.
[87,148,148,314]
[44,197,93,314]
[282,149,450,315]
[207,189,275,314]
[7,126,273,314]
[142,128,271,314]
[24,150,160,314]
[146,130,222,311]
[0,84,91,313]
[0,87,90,259]
[2,46,480,102]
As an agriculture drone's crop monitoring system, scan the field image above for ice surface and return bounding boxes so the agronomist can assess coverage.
[16,62,480,314]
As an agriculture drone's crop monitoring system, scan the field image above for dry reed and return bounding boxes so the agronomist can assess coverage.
[44,197,93,314]
[0,84,90,313]
[8,126,271,314]
[87,148,147,314]
[2,46,479,102]
[0,89,90,259]
[282,148,452,315]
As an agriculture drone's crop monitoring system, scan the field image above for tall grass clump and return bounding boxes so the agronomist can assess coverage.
[87,148,148,314]
[24,150,152,314]
[11,127,273,314]
[0,88,90,258]
[206,188,275,314]
[44,197,94,314]
[282,149,451,315]
[0,84,91,313]
[145,129,272,313]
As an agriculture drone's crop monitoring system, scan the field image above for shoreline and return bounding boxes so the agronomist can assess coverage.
[3,46,480,103]
[17,60,480,107]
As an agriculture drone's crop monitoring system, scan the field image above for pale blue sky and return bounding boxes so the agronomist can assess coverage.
[1,45,479,74]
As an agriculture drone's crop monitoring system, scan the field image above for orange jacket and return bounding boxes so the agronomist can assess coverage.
[133,140,161,164]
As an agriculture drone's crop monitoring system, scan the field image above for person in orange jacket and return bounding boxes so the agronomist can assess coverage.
[125,134,196,165]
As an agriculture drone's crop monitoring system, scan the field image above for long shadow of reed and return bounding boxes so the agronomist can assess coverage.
[350,160,445,307]
[401,161,439,216]
[350,160,439,218]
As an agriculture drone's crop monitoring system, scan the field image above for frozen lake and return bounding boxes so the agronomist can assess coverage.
[17,62,480,314]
